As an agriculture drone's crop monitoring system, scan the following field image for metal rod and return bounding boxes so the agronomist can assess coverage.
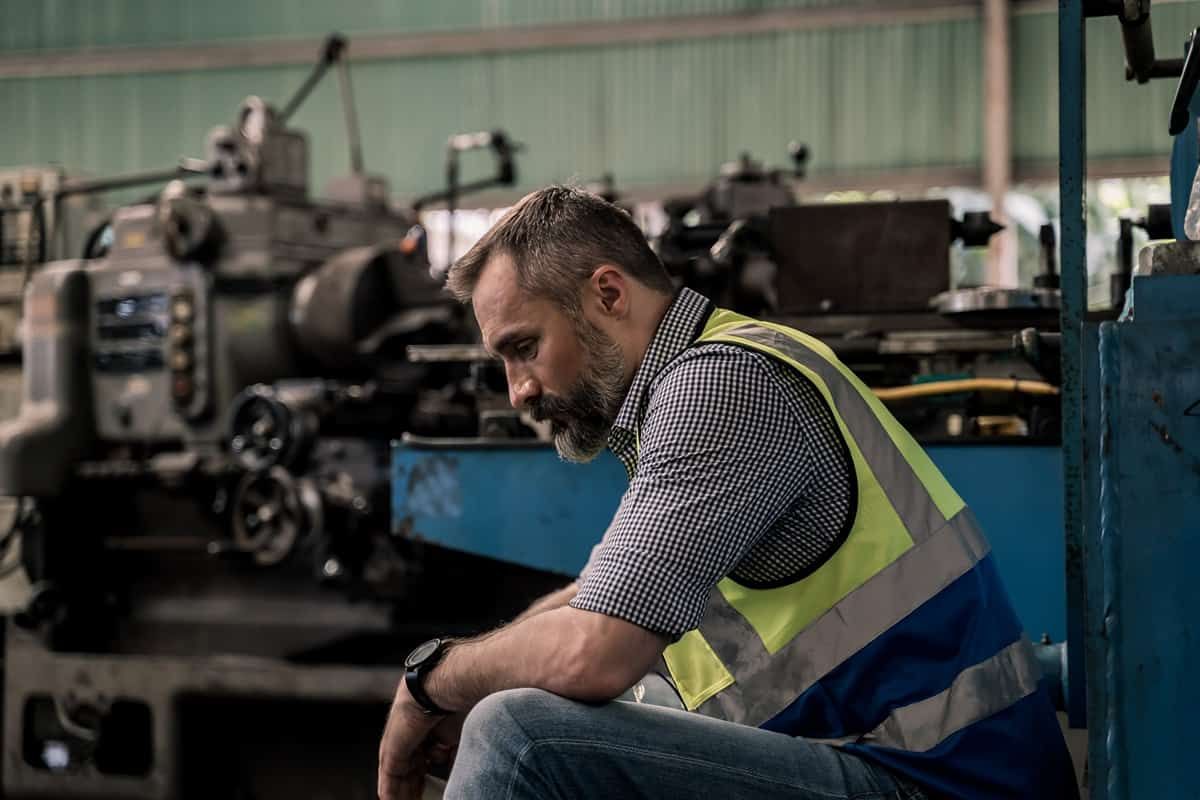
[1057,0,1091,740]
[278,34,346,125]
[277,63,328,124]
[336,57,364,176]
[412,177,512,210]
[983,0,1016,286]
[446,149,459,276]
[52,163,201,199]
[1120,13,1158,83]
[1148,56,1183,78]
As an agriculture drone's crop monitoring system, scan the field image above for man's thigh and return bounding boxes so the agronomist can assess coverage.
[444,688,924,800]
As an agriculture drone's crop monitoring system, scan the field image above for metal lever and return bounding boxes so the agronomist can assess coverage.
[1085,0,1184,83]
[1169,28,1200,136]
[336,53,364,176]
[412,130,524,279]
[278,33,347,125]
[268,33,367,177]
[1034,223,1059,290]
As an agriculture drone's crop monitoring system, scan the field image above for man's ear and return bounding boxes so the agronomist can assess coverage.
[589,265,630,318]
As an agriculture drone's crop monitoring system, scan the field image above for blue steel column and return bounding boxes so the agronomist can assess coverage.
[1057,0,1089,735]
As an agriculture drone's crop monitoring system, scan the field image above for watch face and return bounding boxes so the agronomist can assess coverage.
[405,638,442,669]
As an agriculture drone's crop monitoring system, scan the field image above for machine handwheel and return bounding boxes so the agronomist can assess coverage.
[230,467,322,566]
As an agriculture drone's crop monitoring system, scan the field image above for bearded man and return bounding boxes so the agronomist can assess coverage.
[377,186,1076,800]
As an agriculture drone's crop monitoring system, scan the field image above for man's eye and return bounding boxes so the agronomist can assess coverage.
[516,340,538,359]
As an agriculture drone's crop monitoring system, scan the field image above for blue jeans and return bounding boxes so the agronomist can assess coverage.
[443,687,927,800]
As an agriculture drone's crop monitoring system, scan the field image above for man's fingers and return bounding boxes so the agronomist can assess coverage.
[378,762,424,800]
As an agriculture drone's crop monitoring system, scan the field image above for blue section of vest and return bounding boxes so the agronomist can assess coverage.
[762,556,1023,738]
[844,686,1077,799]
[761,555,1075,797]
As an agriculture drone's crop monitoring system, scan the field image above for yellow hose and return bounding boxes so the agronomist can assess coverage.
[871,378,1060,401]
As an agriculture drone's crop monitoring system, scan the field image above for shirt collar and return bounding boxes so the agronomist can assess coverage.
[609,287,714,444]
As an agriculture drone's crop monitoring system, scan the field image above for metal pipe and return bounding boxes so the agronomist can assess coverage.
[1057,0,1091,735]
[983,0,1016,287]
[871,378,1060,400]
[1120,11,1158,83]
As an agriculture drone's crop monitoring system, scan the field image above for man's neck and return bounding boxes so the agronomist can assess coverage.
[621,290,675,386]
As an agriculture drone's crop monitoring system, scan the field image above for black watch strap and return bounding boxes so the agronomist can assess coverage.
[404,638,453,716]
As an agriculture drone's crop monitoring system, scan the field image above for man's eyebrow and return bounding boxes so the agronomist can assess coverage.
[490,329,532,357]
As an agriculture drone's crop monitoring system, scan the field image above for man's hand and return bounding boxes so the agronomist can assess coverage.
[377,605,667,796]
[377,680,444,800]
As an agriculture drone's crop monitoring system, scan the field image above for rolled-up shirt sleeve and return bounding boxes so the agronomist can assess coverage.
[570,345,813,637]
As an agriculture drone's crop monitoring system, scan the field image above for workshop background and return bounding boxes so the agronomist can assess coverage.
[1,0,1198,798]
[0,0,1192,286]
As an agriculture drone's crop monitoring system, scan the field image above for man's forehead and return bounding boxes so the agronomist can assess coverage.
[473,252,520,308]
[473,254,534,347]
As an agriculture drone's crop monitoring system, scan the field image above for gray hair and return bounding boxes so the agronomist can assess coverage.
[445,185,674,313]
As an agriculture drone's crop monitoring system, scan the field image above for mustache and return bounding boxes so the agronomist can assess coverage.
[527,394,574,425]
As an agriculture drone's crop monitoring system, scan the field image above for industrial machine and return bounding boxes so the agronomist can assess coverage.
[1057,5,1200,797]
[0,167,107,420]
[0,35,552,800]
[651,146,1073,442]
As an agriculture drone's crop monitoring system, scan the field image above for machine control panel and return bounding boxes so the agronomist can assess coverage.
[93,292,168,373]
[90,265,211,441]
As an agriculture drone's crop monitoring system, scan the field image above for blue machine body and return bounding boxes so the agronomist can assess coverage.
[393,440,1066,642]
[1078,274,1200,800]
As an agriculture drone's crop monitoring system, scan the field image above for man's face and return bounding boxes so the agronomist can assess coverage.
[473,254,627,463]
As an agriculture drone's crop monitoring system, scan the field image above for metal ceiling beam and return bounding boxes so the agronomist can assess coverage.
[1,0,1191,80]
[0,0,990,80]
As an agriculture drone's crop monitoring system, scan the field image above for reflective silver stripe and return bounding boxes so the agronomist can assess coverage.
[692,507,991,726]
[861,637,1042,752]
[709,323,946,542]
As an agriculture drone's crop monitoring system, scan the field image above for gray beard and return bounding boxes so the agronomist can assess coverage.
[527,321,627,464]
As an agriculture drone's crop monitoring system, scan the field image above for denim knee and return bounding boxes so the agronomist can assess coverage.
[447,689,562,799]
[460,687,578,764]
[460,688,549,746]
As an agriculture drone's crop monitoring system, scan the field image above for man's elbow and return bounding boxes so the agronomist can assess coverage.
[560,653,640,701]
[560,630,665,701]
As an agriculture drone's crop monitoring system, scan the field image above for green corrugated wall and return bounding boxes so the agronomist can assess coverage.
[0,1,1196,199]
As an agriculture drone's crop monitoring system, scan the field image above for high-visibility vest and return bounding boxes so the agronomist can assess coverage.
[658,308,1076,798]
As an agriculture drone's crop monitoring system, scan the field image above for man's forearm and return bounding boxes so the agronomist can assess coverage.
[424,605,665,715]
[512,582,578,623]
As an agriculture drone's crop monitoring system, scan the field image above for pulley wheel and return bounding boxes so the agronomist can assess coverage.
[230,467,322,566]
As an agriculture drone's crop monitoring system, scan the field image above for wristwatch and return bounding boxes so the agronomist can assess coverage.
[403,637,453,716]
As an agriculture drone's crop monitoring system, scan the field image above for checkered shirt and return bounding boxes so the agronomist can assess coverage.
[569,288,856,637]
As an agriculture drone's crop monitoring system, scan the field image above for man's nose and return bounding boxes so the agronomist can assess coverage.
[507,369,541,409]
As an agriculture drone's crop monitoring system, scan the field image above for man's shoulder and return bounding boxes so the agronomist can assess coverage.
[648,340,781,397]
